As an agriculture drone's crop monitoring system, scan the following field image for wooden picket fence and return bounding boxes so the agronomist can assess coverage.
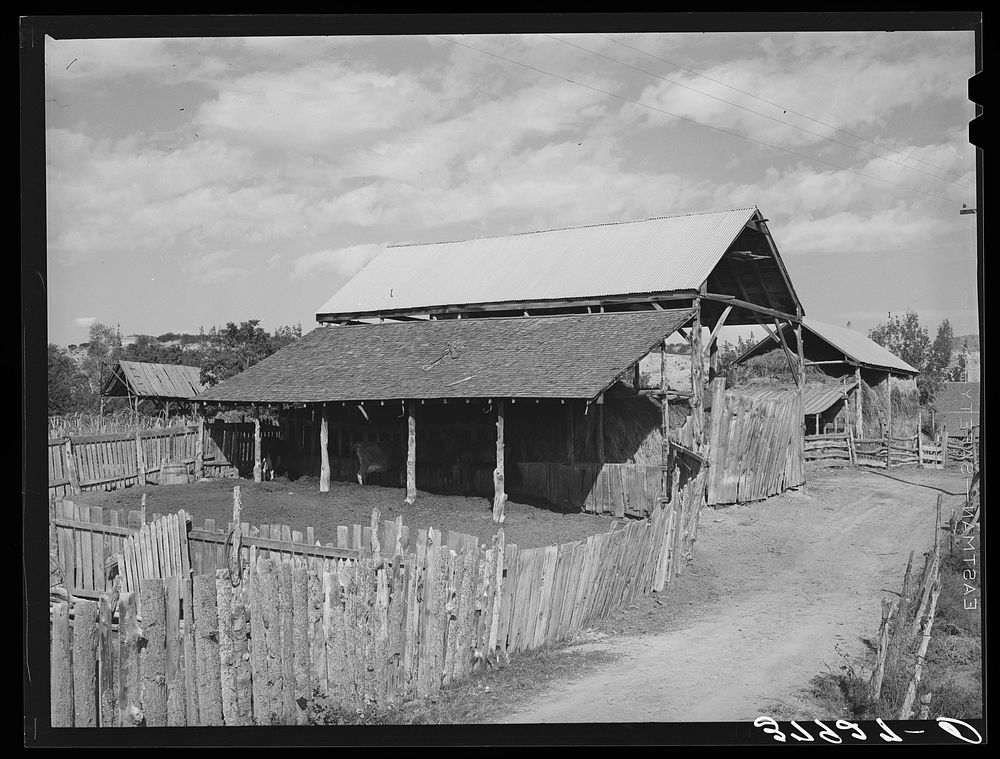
[50,465,707,726]
[47,421,284,499]
[706,387,804,506]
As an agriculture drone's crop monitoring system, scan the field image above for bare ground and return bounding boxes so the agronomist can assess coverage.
[496,465,971,723]
[70,476,622,550]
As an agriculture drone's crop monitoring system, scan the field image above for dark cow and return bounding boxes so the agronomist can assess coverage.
[260,437,286,481]
[353,441,402,485]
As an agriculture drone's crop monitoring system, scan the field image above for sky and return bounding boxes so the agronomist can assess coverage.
[42,24,980,349]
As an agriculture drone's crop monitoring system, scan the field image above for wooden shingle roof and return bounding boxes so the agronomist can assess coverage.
[195,310,695,404]
[103,361,205,400]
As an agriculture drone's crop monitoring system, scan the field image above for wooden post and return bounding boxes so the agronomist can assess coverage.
[855,366,863,438]
[941,425,949,468]
[566,403,575,466]
[690,300,704,452]
[319,406,330,493]
[405,401,416,505]
[492,400,507,524]
[886,371,893,439]
[596,395,605,464]
[661,341,672,503]
[65,438,81,495]
[917,411,924,467]
[252,414,262,483]
[133,431,147,487]
[194,416,204,480]
[794,321,805,441]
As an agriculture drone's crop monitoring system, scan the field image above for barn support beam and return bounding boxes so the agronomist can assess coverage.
[794,322,805,442]
[319,406,330,493]
[405,401,417,505]
[566,402,575,465]
[492,400,507,524]
[887,371,893,438]
[596,394,605,464]
[690,297,705,452]
[661,339,672,503]
[856,366,864,437]
[253,413,262,483]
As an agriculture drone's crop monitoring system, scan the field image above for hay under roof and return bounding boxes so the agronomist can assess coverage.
[736,317,919,375]
[195,309,694,405]
[102,360,205,400]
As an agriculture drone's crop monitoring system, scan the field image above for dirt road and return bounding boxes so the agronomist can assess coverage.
[498,466,970,723]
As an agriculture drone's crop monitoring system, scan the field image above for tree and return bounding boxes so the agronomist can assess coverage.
[926,319,954,380]
[123,334,184,365]
[48,344,95,414]
[197,320,301,387]
[78,322,126,412]
[868,311,930,372]
[868,311,955,405]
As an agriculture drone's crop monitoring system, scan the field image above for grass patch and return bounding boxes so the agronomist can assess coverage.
[808,525,982,720]
[299,639,621,725]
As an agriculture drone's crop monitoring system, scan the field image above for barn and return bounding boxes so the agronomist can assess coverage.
[195,206,809,516]
[733,317,920,438]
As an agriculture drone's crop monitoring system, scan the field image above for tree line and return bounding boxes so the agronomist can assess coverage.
[47,320,302,416]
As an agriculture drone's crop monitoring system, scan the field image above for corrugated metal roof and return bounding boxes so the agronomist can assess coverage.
[734,382,856,416]
[317,207,759,317]
[195,309,694,404]
[735,317,919,375]
[802,319,919,374]
[103,361,205,399]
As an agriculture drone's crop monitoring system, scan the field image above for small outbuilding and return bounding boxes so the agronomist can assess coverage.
[102,360,205,414]
[734,317,920,437]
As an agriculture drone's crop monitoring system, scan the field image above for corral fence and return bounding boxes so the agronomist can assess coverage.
[50,469,705,726]
[47,420,281,499]
[806,426,977,471]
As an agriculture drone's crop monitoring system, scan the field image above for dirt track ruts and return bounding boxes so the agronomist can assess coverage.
[497,466,970,723]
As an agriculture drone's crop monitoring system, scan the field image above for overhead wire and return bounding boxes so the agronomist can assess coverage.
[435,35,968,207]
[549,34,972,189]
[596,32,973,187]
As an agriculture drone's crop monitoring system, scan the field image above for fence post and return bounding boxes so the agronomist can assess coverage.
[941,426,949,468]
[885,433,891,470]
[65,438,81,495]
[135,431,147,486]
[195,418,204,480]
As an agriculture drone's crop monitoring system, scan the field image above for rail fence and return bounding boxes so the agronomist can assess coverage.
[806,428,972,471]
[50,464,707,726]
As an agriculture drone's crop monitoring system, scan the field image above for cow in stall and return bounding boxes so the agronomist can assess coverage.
[260,436,286,481]
[353,441,404,486]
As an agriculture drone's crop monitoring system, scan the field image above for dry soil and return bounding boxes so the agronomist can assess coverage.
[496,465,971,723]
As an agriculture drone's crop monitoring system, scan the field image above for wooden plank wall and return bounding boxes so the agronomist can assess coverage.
[52,484,702,726]
[706,389,804,506]
[47,422,286,497]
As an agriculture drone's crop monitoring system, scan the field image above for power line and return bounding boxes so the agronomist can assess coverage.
[597,33,974,187]
[549,34,971,190]
[436,36,968,207]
